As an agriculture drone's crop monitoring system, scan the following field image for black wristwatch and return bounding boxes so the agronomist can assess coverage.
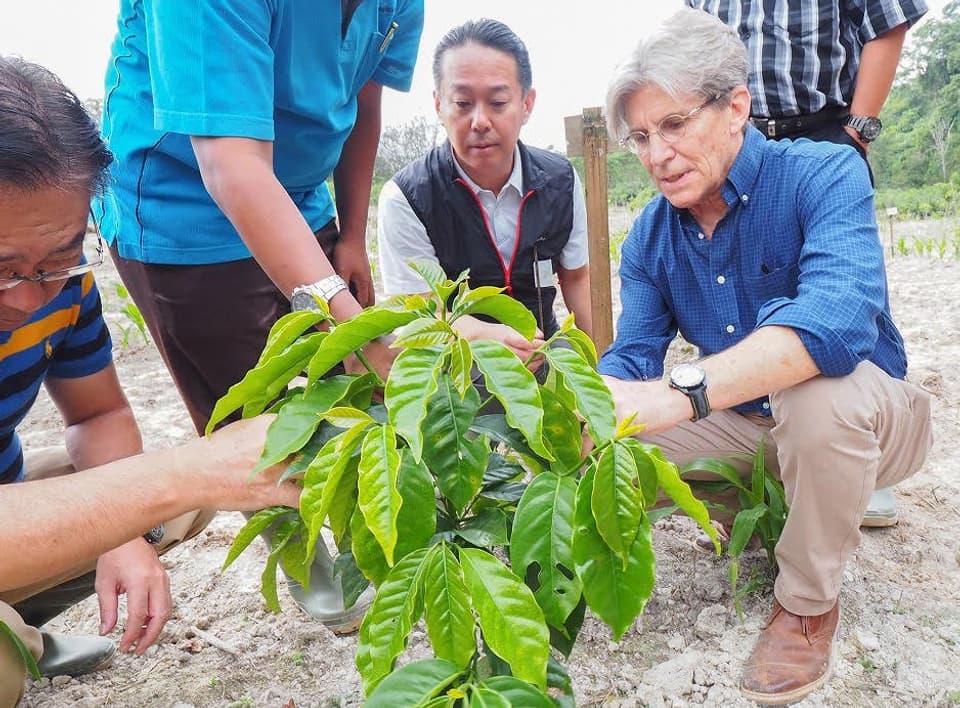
[669,364,711,422]
[143,524,165,545]
[843,115,882,143]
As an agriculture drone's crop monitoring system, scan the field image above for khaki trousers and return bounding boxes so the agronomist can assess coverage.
[0,448,215,706]
[643,361,932,616]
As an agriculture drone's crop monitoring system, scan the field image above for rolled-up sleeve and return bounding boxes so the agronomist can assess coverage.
[598,223,676,380]
[851,0,928,42]
[372,0,424,92]
[756,149,885,377]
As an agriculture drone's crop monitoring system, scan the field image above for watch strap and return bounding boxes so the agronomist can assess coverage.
[292,274,348,309]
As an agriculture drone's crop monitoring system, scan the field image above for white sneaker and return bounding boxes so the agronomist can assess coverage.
[861,487,898,527]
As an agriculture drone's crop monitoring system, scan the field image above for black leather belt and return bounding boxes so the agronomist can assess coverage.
[750,107,849,139]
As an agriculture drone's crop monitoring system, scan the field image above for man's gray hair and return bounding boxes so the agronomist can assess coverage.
[605,8,748,142]
[0,55,112,194]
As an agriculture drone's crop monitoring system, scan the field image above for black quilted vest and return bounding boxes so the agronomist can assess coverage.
[392,140,575,337]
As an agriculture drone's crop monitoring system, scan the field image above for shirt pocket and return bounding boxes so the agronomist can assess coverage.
[747,263,800,301]
[348,30,386,96]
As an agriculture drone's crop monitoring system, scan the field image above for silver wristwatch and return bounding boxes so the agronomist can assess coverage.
[290,274,348,312]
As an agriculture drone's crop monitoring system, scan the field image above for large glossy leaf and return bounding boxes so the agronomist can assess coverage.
[470,414,546,472]
[385,347,445,461]
[260,553,281,612]
[510,473,581,630]
[0,620,40,679]
[393,318,455,349]
[573,468,655,640]
[544,347,616,444]
[558,326,598,369]
[326,462,359,547]
[364,658,463,707]
[306,307,419,382]
[222,506,296,571]
[206,332,326,434]
[618,437,659,508]
[729,504,768,557]
[351,503,391,586]
[421,377,485,514]
[422,544,476,669]
[448,337,474,399]
[679,457,749,494]
[481,677,554,707]
[459,548,549,688]
[356,547,431,693]
[470,340,551,460]
[591,442,644,567]
[253,376,356,473]
[481,453,525,487]
[539,387,584,475]
[358,424,403,566]
[643,444,716,541]
[333,551,371,610]
[408,257,468,304]
[455,508,508,548]
[468,687,511,708]
[257,310,326,366]
[275,523,311,588]
[454,292,538,341]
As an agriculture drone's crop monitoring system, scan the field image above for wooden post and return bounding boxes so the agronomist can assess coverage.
[565,107,617,353]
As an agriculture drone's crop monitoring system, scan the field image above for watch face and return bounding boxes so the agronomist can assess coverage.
[862,117,882,141]
[290,289,319,312]
[671,363,705,388]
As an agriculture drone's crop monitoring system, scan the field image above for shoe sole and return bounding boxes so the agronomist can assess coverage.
[860,514,899,528]
[740,612,839,706]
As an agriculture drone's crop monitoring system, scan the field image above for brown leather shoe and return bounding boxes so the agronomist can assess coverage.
[740,599,839,705]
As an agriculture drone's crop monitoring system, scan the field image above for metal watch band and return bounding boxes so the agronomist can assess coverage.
[312,274,349,302]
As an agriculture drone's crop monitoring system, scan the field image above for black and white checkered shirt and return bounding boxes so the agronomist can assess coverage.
[686,0,928,118]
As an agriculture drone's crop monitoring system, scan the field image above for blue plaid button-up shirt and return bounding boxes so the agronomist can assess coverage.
[685,0,928,118]
[598,126,907,415]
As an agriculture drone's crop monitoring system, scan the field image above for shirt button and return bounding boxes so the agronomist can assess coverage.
[741,194,749,203]
[762,402,770,410]
[716,275,726,285]
[725,324,735,333]
[698,232,705,240]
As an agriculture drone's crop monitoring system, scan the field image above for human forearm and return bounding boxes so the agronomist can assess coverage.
[558,265,592,338]
[64,406,142,471]
[192,137,363,321]
[0,417,299,590]
[846,23,908,149]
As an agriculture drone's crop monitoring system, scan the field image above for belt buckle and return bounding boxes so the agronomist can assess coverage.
[765,119,777,138]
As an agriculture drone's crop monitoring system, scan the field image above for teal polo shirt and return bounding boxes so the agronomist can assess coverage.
[97,0,423,265]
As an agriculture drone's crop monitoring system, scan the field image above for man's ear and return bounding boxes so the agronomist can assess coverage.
[433,89,441,116]
[728,85,751,133]
[522,87,537,125]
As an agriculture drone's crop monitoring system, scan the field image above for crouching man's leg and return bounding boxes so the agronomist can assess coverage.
[741,361,932,705]
[0,601,41,708]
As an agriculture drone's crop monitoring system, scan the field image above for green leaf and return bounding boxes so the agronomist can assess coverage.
[539,387,584,475]
[356,547,431,693]
[422,544,476,669]
[470,414,547,472]
[643,444,717,542]
[481,453,525,487]
[253,376,356,473]
[459,548,549,688]
[0,620,40,680]
[454,293,538,340]
[510,472,582,631]
[751,438,767,503]
[456,508,508,548]
[680,457,749,494]
[448,337,474,399]
[591,442,644,567]
[573,468,655,640]
[547,655,576,707]
[206,332,326,434]
[481,676,554,707]
[468,686,512,708]
[275,524,311,588]
[307,307,419,382]
[422,377,486,514]
[393,318,455,349]
[395,450,440,559]
[470,340,551,460]
[351,503,391,586]
[385,347,445,461]
[618,437,659,508]
[408,258,457,297]
[321,406,376,430]
[222,506,296,572]
[260,553,282,612]
[549,596,586,658]
[333,551,371,610]
[257,310,326,366]
[364,658,464,707]
[543,347,616,444]
[358,425,404,566]
[559,326,598,368]
[326,462,359,547]
[728,504,768,557]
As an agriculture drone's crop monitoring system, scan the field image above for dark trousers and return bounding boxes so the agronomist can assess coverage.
[111,220,339,434]
[760,119,874,186]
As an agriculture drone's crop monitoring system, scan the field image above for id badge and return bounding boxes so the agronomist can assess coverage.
[534,259,556,287]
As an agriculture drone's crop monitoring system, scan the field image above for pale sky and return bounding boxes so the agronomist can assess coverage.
[0,0,946,149]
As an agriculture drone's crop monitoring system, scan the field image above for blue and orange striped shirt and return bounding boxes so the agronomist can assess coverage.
[0,272,113,483]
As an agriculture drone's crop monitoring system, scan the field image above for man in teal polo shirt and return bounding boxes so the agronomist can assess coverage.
[96,0,424,631]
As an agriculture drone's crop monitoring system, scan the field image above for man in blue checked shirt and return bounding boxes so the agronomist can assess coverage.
[600,10,932,704]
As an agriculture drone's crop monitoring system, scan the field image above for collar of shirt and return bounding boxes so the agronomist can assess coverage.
[451,144,524,199]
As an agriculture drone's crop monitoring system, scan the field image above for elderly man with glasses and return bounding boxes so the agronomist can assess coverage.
[598,10,932,704]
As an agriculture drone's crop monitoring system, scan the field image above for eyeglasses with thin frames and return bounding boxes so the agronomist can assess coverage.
[0,212,104,291]
[619,93,723,156]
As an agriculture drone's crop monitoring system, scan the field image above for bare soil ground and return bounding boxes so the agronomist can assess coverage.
[16,216,960,707]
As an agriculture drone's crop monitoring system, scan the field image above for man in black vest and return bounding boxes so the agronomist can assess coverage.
[377,18,592,359]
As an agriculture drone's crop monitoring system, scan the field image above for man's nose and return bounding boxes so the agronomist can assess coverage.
[645,132,675,165]
[0,280,47,316]
[471,105,491,131]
